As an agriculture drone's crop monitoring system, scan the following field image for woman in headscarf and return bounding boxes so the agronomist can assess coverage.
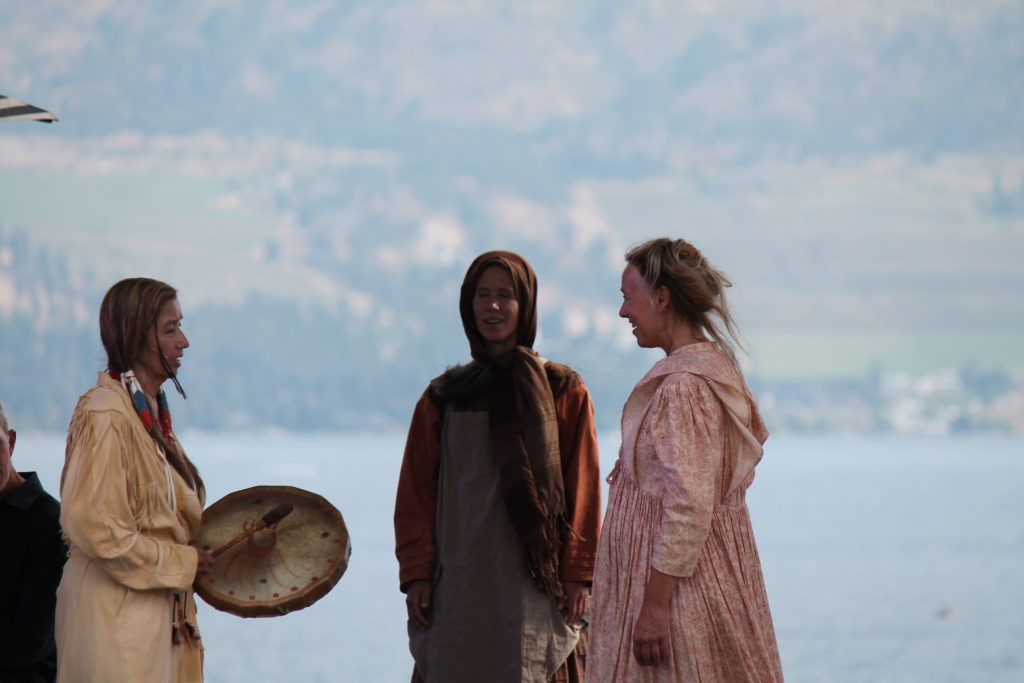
[56,277,211,682]
[394,251,602,682]
[589,238,783,681]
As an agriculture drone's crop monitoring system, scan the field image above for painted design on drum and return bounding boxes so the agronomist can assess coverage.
[218,517,301,596]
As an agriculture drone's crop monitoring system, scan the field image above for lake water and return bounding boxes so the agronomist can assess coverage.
[16,432,1024,682]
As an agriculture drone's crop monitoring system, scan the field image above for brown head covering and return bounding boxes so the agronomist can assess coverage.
[458,250,538,362]
[433,251,569,600]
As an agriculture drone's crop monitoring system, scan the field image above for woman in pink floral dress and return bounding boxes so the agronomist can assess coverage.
[590,238,784,682]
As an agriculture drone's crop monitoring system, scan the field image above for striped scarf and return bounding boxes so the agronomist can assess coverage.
[487,347,568,601]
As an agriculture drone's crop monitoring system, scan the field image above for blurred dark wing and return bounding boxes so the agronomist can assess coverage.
[0,93,58,122]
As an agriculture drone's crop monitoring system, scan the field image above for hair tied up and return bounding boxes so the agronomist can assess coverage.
[677,241,701,261]
[625,236,744,370]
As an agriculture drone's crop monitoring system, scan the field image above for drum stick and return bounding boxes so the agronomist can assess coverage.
[211,502,294,558]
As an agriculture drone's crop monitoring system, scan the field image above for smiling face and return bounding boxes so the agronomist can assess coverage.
[619,264,664,350]
[473,265,520,357]
[135,297,189,386]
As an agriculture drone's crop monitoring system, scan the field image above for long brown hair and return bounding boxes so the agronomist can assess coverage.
[99,277,203,492]
[625,238,745,367]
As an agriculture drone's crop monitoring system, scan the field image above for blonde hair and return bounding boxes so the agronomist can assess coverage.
[0,399,9,433]
[625,237,744,367]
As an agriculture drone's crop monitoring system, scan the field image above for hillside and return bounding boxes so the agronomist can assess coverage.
[1,1,1022,434]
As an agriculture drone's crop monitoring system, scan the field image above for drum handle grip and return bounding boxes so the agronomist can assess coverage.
[211,503,294,558]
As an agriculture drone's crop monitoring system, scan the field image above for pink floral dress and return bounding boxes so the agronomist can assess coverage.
[590,343,784,682]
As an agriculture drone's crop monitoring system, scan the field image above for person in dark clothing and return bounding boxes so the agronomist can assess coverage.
[0,400,66,683]
[395,252,602,683]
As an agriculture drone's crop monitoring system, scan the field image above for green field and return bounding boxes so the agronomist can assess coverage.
[1,170,276,241]
[745,331,1024,380]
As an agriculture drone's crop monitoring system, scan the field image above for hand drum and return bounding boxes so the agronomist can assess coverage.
[194,485,351,617]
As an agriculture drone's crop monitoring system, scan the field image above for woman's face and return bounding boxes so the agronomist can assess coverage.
[136,297,189,383]
[619,264,662,349]
[473,265,520,356]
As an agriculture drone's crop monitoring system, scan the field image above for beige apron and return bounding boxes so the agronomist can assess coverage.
[409,409,578,682]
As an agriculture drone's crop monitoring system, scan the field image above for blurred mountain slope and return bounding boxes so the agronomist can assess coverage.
[1,1,1022,434]
[2,1,1021,156]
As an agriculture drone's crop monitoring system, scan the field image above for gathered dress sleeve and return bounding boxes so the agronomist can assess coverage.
[554,379,602,584]
[648,374,727,578]
[60,407,198,592]
[394,391,443,592]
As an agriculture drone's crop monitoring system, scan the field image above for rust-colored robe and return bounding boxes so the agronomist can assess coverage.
[56,372,204,683]
[395,364,602,682]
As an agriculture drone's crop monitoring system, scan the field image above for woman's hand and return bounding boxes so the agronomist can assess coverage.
[559,581,591,626]
[406,580,433,630]
[632,600,671,665]
[632,567,678,666]
[196,549,215,575]
[606,459,622,484]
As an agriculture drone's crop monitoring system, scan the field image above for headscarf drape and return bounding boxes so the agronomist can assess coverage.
[436,251,569,599]
[458,251,538,361]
